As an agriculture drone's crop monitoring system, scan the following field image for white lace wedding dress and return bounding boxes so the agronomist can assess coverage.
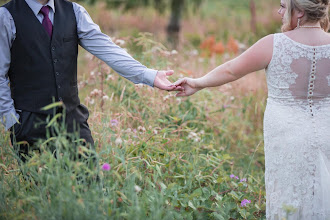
[264,33,330,220]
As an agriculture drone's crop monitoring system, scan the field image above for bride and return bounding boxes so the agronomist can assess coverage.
[174,0,330,219]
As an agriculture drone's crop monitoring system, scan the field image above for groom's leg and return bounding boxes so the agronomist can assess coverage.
[65,104,94,147]
[10,105,95,162]
[10,110,48,163]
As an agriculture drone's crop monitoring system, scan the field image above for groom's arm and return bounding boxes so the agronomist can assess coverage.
[72,3,175,90]
[0,8,20,130]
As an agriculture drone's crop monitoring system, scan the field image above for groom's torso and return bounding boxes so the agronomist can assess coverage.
[3,0,80,114]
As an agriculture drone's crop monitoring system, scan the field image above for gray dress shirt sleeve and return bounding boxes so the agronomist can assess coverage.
[0,2,157,130]
[72,3,157,86]
[0,8,19,130]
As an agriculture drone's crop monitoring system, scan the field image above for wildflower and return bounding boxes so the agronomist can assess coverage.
[240,178,247,182]
[115,137,123,146]
[115,39,126,46]
[134,185,142,193]
[102,163,111,171]
[138,126,146,133]
[90,89,102,97]
[110,119,119,127]
[241,199,251,207]
[171,50,178,55]
[188,132,198,139]
[230,174,239,179]
[106,74,114,81]
[212,42,225,55]
[226,36,239,54]
[102,95,109,101]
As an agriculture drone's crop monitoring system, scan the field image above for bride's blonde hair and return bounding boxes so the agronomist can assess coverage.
[281,0,330,32]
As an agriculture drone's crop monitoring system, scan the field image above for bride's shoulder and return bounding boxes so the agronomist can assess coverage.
[256,34,274,47]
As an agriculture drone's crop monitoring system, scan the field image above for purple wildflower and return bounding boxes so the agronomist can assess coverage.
[102,163,111,171]
[230,174,239,179]
[241,199,251,207]
[110,119,119,127]
[240,178,247,182]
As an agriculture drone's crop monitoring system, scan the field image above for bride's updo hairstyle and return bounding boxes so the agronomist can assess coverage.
[282,0,330,32]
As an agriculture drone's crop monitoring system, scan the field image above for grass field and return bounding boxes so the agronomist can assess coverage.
[0,0,281,219]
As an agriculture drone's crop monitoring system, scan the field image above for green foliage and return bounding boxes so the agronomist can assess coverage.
[0,2,272,218]
[0,107,265,219]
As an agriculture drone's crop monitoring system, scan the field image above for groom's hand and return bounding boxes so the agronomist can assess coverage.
[153,70,183,91]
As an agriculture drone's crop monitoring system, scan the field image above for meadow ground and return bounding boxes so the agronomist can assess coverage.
[1,0,281,219]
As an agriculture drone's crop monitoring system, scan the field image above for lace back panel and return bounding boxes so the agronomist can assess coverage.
[266,33,330,115]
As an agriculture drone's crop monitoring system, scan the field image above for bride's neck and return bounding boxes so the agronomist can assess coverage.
[300,21,322,27]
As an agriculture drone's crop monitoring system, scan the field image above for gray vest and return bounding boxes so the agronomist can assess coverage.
[3,0,79,114]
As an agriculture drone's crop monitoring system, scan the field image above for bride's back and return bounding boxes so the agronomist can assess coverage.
[266,29,330,111]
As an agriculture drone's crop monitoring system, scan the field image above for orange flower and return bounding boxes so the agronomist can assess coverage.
[227,36,239,54]
[200,36,216,51]
[212,41,225,55]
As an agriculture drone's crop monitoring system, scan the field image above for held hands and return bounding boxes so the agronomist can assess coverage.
[174,77,201,97]
[154,70,183,91]
[153,70,200,96]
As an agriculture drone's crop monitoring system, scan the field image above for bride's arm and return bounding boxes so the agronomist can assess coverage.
[175,34,274,96]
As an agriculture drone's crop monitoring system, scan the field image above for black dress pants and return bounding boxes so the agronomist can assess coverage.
[10,104,94,162]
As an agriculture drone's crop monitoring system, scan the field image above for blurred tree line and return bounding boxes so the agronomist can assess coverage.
[75,0,257,47]
[75,0,202,47]
[0,0,257,47]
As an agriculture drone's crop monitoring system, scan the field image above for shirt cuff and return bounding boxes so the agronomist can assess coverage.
[142,69,158,87]
[2,110,20,131]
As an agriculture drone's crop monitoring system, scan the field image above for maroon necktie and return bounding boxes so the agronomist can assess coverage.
[40,6,53,37]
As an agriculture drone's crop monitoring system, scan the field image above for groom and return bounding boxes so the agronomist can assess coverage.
[0,0,177,161]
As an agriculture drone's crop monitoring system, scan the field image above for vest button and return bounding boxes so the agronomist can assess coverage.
[53,59,58,63]
[59,97,63,101]
[56,72,59,76]
[58,85,61,89]
[52,46,55,51]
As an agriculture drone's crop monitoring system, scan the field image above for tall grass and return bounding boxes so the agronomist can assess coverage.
[0,1,279,219]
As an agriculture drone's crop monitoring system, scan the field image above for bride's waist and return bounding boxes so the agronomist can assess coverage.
[267,96,330,107]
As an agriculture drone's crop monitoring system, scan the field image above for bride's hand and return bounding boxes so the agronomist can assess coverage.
[174,77,201,97]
